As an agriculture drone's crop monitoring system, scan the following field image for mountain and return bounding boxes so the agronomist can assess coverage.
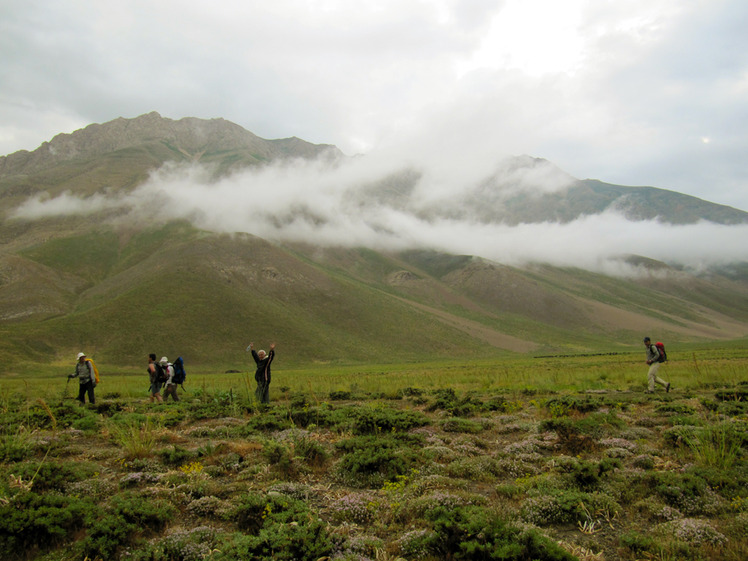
[0,113,746,371]
[348,155,748,226]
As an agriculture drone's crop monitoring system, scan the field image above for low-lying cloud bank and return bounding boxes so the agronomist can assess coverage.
[11,156,748,276]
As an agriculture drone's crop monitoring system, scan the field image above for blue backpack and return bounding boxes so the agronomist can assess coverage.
[173,356,187,385]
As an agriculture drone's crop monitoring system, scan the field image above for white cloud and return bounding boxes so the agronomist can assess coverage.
[1,0,748,213]
[11,156,747,274]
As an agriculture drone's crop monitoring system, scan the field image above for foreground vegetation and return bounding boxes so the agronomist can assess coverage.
[1,350,747,560]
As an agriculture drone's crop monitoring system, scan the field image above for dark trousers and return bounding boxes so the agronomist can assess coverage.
[255,380,270,403]
[77,381,95,404]
[163,384,179,402]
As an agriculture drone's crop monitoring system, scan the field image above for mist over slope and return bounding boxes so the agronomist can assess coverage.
[1,113,746,367]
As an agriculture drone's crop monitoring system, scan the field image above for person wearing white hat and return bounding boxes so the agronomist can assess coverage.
[69,352,96,404]
[160,356,179,402]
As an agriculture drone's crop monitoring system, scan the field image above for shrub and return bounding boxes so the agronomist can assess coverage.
[663,424,699,448]
[0,491,90,557]
[714,388,748,402]
[660,518,727,546]
[213,521,332,561]
[558,457,622,490]
[109,416,161,459]
[540,411,625,454]
[81,492,176,559]
[187,496,231,518]
[441,417,485,434]
[485,396,522,413]
[331,405,429,435]
[12,459,99,493]
[225,492,331,559]
[293,436,329,466]
[423,505,576,560]
[446,456,503,481]
[328,492,379,524]
[427,389,480,417]
[130,526,218,561]
[242,411,292,432]
[655,403,696,415]
[650,472,723,516]
[683,421,744,469]
[158,444,197,467]
[0,425,35,462]
[262,440,293,473]
[335,435,420,487]
[620,531,659,555]
[520,490,621,526]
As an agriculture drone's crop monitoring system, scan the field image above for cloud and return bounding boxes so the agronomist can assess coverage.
[3,0,748,213]
[11,191,126,219]
[11,155,747,275]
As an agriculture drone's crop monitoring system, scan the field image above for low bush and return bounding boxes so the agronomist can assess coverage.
[329,405,429,435]
[12,459,100,492]
[0,491,90,558]
[427,389,481,417]
[423,504,576,560]
[81,492,176,559]
[228,491,332,559]
[293,436,329,466]
[158,444,197,467]
[441,417,485,434]
[335,435,421,487]
[520,489,621,526]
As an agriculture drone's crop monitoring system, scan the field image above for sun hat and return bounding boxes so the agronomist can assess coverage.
[77,352,86,359]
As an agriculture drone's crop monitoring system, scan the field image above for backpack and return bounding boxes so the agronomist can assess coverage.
[86,358,100,384]
[654,342,667,363]
[172,356,186,386]
[151,362,166,384]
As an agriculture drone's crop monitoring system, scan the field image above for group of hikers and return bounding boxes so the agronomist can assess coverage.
[68,341,277,405]
[147,354,186,403]
[69,338,668,405]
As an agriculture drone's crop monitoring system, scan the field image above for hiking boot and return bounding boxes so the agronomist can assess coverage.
[666,382,671,393]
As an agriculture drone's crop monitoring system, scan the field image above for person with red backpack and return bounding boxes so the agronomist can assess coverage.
[643,336,670,394]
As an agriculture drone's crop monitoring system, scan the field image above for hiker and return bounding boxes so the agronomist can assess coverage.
[69,352,96,404]
[643,337,670,393]
[161,356,179,402]
[148,353,163,403]
[249,342,275,404]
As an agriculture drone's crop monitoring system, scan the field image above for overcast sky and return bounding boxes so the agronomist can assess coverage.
[2,0,747,212]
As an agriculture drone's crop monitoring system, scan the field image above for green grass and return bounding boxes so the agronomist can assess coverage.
[4,346,747,401]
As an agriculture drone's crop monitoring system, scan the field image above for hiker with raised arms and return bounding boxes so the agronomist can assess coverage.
[643,336,670,394]
[248,342,276,404]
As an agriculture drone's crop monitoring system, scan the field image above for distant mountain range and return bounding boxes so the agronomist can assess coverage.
[1,113,746,369]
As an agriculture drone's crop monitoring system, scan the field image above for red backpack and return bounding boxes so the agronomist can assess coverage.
[654,342,667,363]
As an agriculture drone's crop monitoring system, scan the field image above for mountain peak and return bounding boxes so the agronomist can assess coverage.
[0,112,343,177]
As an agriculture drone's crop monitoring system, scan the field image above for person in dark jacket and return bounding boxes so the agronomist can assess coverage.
[69,352,96,404]
[148,353,163,403]
[248,342,275,404]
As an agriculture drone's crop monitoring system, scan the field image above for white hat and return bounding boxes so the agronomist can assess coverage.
[77,352,86,359]
[160,356,169,365]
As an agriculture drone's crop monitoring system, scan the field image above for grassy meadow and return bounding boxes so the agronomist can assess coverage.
[1,345,747,560]
[4,343,747,400]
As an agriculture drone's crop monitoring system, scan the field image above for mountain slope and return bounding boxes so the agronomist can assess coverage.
[0,114,747,370]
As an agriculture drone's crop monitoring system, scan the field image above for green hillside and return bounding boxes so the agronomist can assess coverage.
[1,114,747,374]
